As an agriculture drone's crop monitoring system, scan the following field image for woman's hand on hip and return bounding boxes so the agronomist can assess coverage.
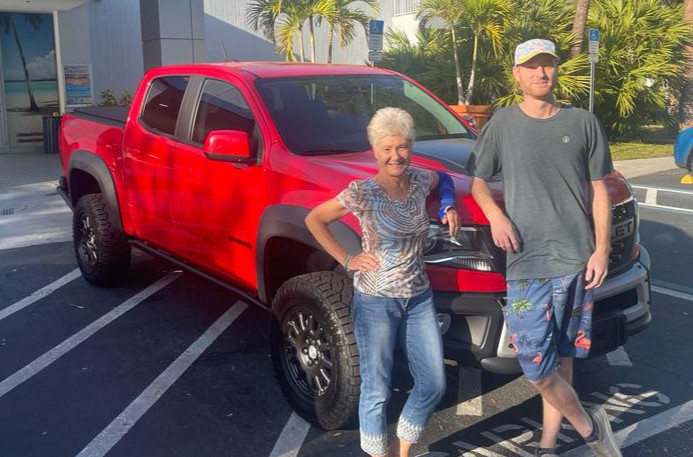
[348,252,380,271]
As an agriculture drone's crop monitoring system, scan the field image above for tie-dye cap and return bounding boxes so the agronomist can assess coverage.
[514,39,558,65]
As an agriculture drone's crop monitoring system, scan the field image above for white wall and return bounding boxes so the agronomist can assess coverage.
[87,0,143,101]
[391,13,420,44]
[58,5,91,67]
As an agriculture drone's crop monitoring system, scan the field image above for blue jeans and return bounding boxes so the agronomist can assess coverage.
[352,288,446,456]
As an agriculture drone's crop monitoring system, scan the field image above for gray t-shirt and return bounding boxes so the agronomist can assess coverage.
[336,167,434,298]
[468,104,613,280]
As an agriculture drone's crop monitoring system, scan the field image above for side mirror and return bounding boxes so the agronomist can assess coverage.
[203,130,254,163]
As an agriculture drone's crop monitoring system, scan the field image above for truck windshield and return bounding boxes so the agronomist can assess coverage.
[255,75,471,155]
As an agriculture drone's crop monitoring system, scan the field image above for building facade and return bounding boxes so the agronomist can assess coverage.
[0,0,422,153]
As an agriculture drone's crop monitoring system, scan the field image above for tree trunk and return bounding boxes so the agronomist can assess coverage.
[680,0,693,128]
[450,26,465,105]
[328,28,334,64]
[570,0,590,58]
[299,26,305,62]
[466,33,479,105]
[309,16,316,63]
[8,15,39,111]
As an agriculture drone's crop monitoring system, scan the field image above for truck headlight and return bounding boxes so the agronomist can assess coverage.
[423,223,494,271]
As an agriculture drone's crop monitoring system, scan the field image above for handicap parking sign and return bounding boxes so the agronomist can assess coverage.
[369,20,384,36]
[368,19,384,51]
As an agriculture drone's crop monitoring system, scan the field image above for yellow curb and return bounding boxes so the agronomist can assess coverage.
[681,174,693,184]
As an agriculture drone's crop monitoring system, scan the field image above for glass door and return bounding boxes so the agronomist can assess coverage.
[0,12,58,151]
[0,46,6,151]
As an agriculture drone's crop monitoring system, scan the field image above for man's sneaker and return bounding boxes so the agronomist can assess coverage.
[535,448,560,457]
[585,406,622,457]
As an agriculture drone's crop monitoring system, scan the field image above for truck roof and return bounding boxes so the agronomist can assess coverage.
[148,62,395,80]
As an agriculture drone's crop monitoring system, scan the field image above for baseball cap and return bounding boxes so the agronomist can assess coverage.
[514,39,559,65]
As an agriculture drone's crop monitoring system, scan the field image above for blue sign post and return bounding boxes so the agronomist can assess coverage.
[368,19,384,63]
[588,28,600,112]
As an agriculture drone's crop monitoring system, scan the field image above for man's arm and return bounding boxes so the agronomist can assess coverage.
[585,179,611,289]
[470,177,519,252]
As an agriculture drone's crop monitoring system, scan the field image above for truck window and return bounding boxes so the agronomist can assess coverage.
[256,75,470,155]
[192,79,256,144]
[141,76,189,136]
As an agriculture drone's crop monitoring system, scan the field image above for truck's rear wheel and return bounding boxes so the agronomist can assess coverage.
[73,193,131,286]
[270,272,359,430]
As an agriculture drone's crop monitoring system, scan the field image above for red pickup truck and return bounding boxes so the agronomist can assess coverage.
[58,62,651,430]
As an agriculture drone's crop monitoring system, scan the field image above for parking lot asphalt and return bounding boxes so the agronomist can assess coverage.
[1,152,692,457]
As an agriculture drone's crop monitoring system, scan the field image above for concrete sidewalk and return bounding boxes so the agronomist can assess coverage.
[0,152,71,251]
[0,152,63,192]
[613,156,680,180]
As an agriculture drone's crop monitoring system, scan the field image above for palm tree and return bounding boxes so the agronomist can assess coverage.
[248,0,335,62]
[496,0,589,107]
[0,12,44,111]
[570,0,590,58]
[381,27,460,103]
[417,0,467,104]
[589,0,690,135]
[247,0,306,61]
[275,5,307,61]
[679,0,693,127]
[460,0,511,104]
[322,0,379,64]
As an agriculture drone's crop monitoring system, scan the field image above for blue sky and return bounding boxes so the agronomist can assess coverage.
[1,12,56,81]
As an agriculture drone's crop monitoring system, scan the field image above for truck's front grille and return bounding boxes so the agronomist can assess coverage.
[608,198,638,276]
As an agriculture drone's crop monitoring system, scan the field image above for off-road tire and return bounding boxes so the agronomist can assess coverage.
[73,193,131,286]
[270,272,359,430]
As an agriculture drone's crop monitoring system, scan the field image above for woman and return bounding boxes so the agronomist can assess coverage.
[305,107,460,457]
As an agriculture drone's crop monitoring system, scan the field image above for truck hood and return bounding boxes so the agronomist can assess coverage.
[294,137,633,221]
[306,137,476,180]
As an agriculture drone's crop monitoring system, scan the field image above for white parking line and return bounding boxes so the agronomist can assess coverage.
[652,285,693,302]
[638,202,693,215]
[563,396,693,456]
[605,346,633,367]
[269,412,312,457]
[631,185,693,196]
[645,188,658,205]
[74,301,248,457]
[0,268,81,322]
[0,271,180,399]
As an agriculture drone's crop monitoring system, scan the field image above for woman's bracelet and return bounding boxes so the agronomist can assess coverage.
[343,253,353,271]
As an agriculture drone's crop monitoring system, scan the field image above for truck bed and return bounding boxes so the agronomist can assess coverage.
[72,106,129,128]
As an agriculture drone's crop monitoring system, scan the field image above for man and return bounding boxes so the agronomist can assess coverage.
[468,39,621,457]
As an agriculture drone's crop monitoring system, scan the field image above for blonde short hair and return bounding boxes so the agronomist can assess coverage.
[367,107,415,148]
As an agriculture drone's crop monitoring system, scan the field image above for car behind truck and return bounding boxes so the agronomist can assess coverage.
[58,62,652,430]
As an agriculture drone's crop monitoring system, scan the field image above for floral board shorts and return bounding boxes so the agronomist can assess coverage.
[505,271,594,382]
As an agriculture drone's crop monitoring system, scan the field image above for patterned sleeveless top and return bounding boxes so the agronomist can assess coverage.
[336,167,434,298]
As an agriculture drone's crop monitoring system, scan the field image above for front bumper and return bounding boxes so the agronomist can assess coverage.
[436,246,652,374]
